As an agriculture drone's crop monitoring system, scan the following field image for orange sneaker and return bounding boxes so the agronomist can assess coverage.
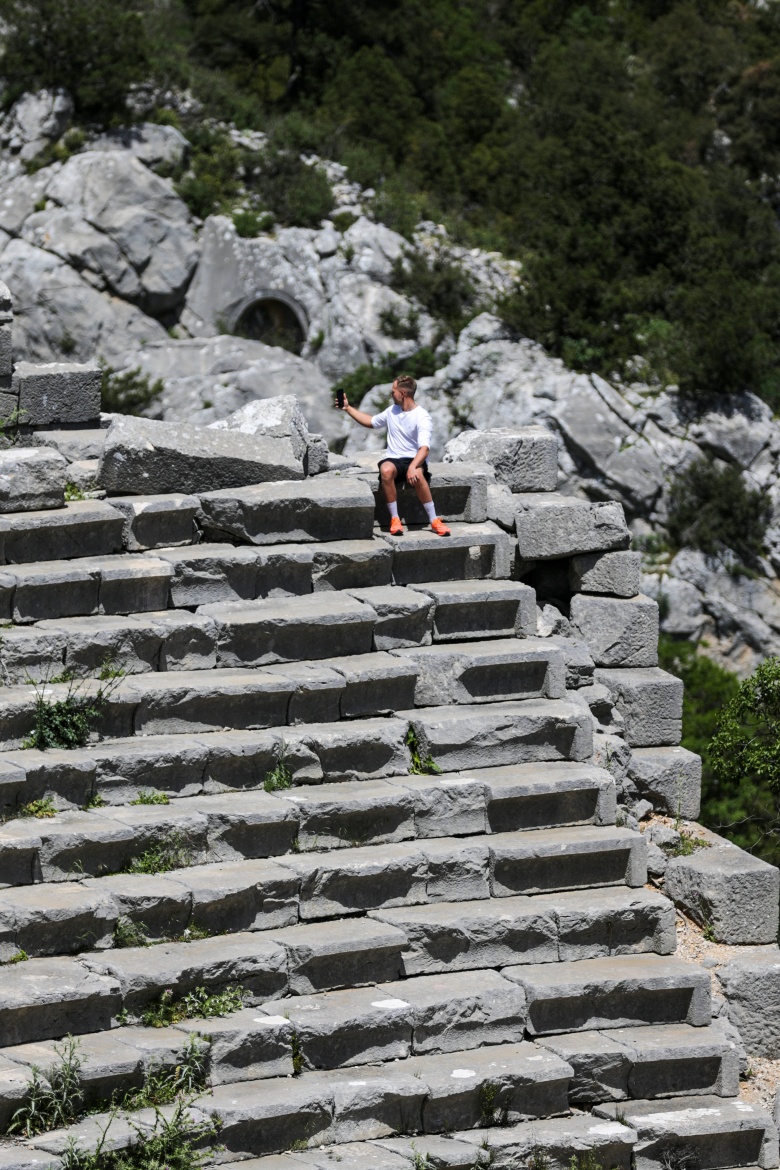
[389,515,404,535]
[430,517,451,537]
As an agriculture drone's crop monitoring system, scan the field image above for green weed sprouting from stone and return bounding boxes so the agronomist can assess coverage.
[119,1036,207,1110]
[8,1037,84,1136]
[139,984,246,1029]
[290,1027,304,1075]
[131,790,170,806]
[657,1144,701,1170]
[22,668,123,751]
[64,481,87,502]
[478,1080,507,1128]
[406,726,442,775]
[124,831,193,876]
[264,740,293,792]
[59,1099,219,1170]
[661,830,710,858]
[84,793,106,809]
[17,796,57,818]
[410,1147,432,1170]
[5,948,28,964]
[113,917,150,949]
[526,1149,552,1170]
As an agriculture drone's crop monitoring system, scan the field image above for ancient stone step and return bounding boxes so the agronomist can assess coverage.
[595,667,683,747]
[202,1040,572,1156]
[370,462,492,527]
[406,579,536,641]
[538,1022,740,1103]
[392,638,566,706]
[388,523,512,584]
[0,824,648,956]
[0,553,174,622]
[0,719,412,815]
[372,887,675,974]
[405,697,593,772]
[0,499,124,565]
[198,477,376,545]
[503,954,712,1035]
[593,1096,779,1170]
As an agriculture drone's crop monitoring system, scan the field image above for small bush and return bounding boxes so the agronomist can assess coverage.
[710,656,780,797]
[113,917,150,949]
[336,348,438,408]
[666,457,771,569]
[59,1099,218,1170]
[232,208,274,237]
[120,1036,206,1109]
[140,984,245,1029]
[253,150,333,228]
[9,1037,84,1136]
[101,365,164,417]
[660,829,710,857]
[379,305,420,340]
[23,675,118,751]
[391,250,478,334]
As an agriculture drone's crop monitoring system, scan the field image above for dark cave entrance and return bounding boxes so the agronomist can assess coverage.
[234,297,307,355]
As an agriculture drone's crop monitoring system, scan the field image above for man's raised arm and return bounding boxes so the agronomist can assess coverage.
[335,391,374,428]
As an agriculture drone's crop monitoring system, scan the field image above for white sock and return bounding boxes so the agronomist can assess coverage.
[388,501,399,519]
[424,501,437,522]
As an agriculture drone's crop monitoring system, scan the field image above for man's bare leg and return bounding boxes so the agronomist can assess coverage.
[412,477,433,506]
[379,461,403,533]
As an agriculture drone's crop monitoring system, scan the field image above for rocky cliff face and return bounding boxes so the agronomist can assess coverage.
[0,90,778,673]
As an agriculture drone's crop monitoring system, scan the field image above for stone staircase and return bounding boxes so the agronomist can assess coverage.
[0,392,775,1170]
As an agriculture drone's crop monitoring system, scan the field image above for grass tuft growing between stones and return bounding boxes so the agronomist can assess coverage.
[406,727,441,776]
[661,830,710,858]
[9,1036,84,1136]
[264,740,293,792]
[22,669,123,751]
[61,1099,219,1170]
[18,796,57,819]
[114,917,150,949]
[138,984,246,1029]
[124,831,193,875]
[131,790,170,806]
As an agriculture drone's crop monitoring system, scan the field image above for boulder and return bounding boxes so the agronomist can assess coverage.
[515,495,631,560]
[0,448,68,512]
[210,395,329,474]
[97,415,304,496]
[0,90,72,162]
[44,151,198,313]
[443,425,558,493]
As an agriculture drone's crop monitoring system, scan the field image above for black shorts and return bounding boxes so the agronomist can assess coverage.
[378,457,432,485]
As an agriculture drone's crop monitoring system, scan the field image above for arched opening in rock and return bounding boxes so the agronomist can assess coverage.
[234,296,306,355]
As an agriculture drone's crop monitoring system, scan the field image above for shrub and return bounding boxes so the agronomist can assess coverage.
[264,741,293,792]
[252,149,333,228]
[101,366,164,417]
[22,676,118,751]
[0,0,149,124]
[59,1099,218,1170]
[140,984,245,1029]
[406,727,441,776]
[124,832,193,876]
[336,348,439,409]
[666,457,771,569]
[391,251,478,335]
[9,1037,84,1136]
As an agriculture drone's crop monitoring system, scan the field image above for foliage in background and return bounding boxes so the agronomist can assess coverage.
[658,637,780,866]
[337,349,439,409]
[100,365,164,417]
[9,2,780,401]
[666,457,772,570]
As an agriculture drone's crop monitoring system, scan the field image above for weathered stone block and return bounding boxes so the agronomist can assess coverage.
[595,668,683,746]
[0,448,67,513]
[627,746,702,819]
[98,415,304,495]
[109,494,199,551]
[569,551,642,598]
[199,478,375,545]
[13,361,101,426]
[444,426,559,493]
[515,495,630,560]
[570,594,659,668]
[719,946,780,1057]
[665,836,780,944]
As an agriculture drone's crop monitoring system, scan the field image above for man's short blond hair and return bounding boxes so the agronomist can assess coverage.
[395,374,417,395]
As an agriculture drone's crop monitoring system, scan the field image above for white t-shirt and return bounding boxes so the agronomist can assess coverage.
[371,403,433,459]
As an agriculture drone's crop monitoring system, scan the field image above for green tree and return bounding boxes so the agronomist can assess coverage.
[0,0,149,123]
[666,457,772,569]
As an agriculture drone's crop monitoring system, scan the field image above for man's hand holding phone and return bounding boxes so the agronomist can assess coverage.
[335,388,348,410]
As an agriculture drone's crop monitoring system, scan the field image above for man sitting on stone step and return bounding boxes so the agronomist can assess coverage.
[337,374,451,536]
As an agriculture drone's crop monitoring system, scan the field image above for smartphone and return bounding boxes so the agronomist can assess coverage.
[336,388,345,409]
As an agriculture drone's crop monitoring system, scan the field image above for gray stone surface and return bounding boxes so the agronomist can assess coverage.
[515,495,630,560]
[627,746,702,819]
[570,594,659,668]
[270,918,405,994]
[594,1095,778,1170]
[719,946,780,1058]
[108,494,198,551]
[0,447,67,513]
[13,361,101,426]
[347,586,433,649]
[277,779,415,851]
[487,824,646,896]
[393,639,566,707]
[389,523,512,585]
[408,579,536,641]
[311,540,393,592]
[594,668,683,746]
[0,955,120,1046]
[569,551,642,598]
[199,477,375,545]
[444,425,558,493]
[98,415,305,495]
[0,499,124,564]
[504,955,711,1035]
[406,697,593,773]
[452,1115,637,1170]
[665,836,780,944]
